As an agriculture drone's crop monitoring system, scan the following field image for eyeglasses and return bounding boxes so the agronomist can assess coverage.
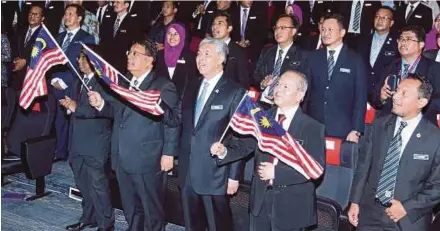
[126,50,149,57]
[374,15,392,21]
[397,37,419,43]
[273,26,294,31]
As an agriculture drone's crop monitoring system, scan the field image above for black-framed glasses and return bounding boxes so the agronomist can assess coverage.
[374,15,392,21]
[397,37,419,43]
[126,50,149,57]
[273,26,294,31]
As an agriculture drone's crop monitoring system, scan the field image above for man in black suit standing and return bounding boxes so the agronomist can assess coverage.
[256,14,308,106]
[357,6,399,100]
[178,37,245,231]
[348,74,440,231]
[60,52,114,231]
[211,11,250,89]
[100,0,142,73]
[304,13,367,143]
[211,70,326,231]
[372,25,440,125]
[191,0,217,38]
[10,5,44,91]
[88,39,181,231]
[394,1,433,34]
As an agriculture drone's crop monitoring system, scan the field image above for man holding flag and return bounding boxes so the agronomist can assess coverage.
[88,39,180,231]
[211,70,326,231]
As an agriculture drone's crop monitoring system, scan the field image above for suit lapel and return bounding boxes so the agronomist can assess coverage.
[414,56,429,75]
[138,71,155,91]
[378,116,397,170]
[194,75,228,132]
[287,108,304,138]
[331,45,348,79]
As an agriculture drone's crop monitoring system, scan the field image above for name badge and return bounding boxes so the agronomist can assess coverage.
[415,15,422,19]
[211,105,223,110]
[318,1,323,3]
[177,59,186,64]
[385,51,395,56]
[340,68,351,73]
[26,2,31,4]
[413,154,429,161]
[49,6,54,9]
[365,3,372,6]
[131,14,137,17]
[249,16,257,20]
[120,29,127,33]
[106,15,111,18]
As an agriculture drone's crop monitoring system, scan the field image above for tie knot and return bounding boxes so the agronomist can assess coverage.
[133,79,139,87]
[329,50,335,56]
[278,114,286,124]
[279,49,284,55]
[397,121,408,133]
[403,64,410,69]
[243,8,248,13]
[67,32,73,38]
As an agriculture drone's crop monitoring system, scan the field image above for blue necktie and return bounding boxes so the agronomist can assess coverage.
[241,8,248,41]
[353,1,362,31]
[62,32,73,52]
[402,64,410,79]
[194,81,209,126]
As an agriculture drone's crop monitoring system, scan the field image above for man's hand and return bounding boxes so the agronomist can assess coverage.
[260,75,274,90]
[236,40,250,48]
[59,96,77,113]
[347,203,360,227]
[87,91,104,108]
[194,4,205,16]
[380,76,393,101]
[346,131,360,143]
[385,199,407,222]
[12,58,26,71]
[161,155,174,171]
[210,142,226,157]
[258,162,275,181]
[227,179,239,195]
[156,43,164,51]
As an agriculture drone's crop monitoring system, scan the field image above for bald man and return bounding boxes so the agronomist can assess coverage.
[211,71,326,231]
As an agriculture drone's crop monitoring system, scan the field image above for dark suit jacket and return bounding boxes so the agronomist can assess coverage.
[99,71,181,174]
[100,14,143,73]
[190,0,217,37]
[310,0,334,28]
[35,1,64,37]
[424,49,439,62]
[155,50,198,98]
[178,73,245,195]
[68,76,112,167]
[304,45,367,138]
[356,32,400,98]
[128,0,153,35]
[394,2,433,33]
[253,44,309,87]
[218,108,326,230]
[336,1,381,35]
[1,0,32,38]
[371,56,440,124]
[10,25,42,90]
[298,34,322,51]
[95,4,116,36]
[350,115,440,230]
[272,1,312,34]
[225,41,250,89]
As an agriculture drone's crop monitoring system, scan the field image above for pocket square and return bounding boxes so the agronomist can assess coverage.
[413,154,429,160]
[207,10,213,13]
[49,6,54,9]
[177,59,186,64]
[105,15,111,18]
[131,14,138,17]
[120,29,127,33]
[249,16,257,20]
[415,15,422,19]
[364,3,372,6]
[340,68,351,73]
[211,105,223,110]
[384,51,395,56]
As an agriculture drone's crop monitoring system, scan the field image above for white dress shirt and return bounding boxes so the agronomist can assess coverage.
[62,26,80,47]
[116,11,128,25]
[327,42,344,62]
[405,1,421,19]
[197,71,223,108]
[435,50,440,63]
[96,4,109,23]
[394,113,422,156]
[348,0,364,34]
[167,67,176,79]
[316,34,323,50]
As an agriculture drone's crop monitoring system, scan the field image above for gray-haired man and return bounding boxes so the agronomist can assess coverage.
[177,37,246,231]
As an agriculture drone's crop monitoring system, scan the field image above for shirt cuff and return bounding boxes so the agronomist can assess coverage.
[217,149,227,159]
[96,100,105,111]
[228,178,238,183]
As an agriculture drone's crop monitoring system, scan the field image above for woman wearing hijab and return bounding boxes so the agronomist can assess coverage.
[155,23,197,98]
[425,13,440,51]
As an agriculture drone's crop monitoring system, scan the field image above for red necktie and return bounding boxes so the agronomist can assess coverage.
[269,114,286,163]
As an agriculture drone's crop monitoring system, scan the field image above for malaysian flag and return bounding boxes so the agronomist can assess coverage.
[229,96,324,180]
[81,44,164,116]
[19,25,68,109]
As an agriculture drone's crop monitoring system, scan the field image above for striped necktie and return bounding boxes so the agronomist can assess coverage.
[376,121,407,205]
[113,18,120,37]
[241,8,248,41]
[327,50,336,78]
[402,64,410,79]
[194,81,209,126]
[61,32,73,52]
[268,49,284,97]
[353,1,362,31]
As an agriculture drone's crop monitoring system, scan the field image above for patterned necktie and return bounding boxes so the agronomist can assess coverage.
[194,81,209,126]
[353,1,362,31]
[402,64,410,79]
[268,49,284,97]
[24,28,32,46]
[97,7,103,24]
[369,36,382,67]
[113,18,120,37]
[406,5,414,23]
[81,77,91,92]
[376,121,408,205]
[327,50,336,78]
[241,8,248,41]
[62,32,73,52]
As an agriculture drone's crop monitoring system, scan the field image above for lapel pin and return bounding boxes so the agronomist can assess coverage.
[416,133,421,138]
[286,56,289,59]
[215,89,219,93]
[387,41,390,44]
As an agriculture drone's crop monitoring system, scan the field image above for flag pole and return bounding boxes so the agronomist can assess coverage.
[42,24,91,92]
[80,43,142,91]
[218,91,249,143]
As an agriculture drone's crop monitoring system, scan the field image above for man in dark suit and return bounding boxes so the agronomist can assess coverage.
[178,37,245,231]
[348,74,440,231]
[94,1,115,36]
[100,0,142,73]
[231,0,268,64]
[88,39,181,231]
[1,0,32,39]
[35,0,64,37]
[372,25,440,125]
[424,33,440,62]
[356,6,399,100]
[211,11,250,89]
[59,52,114,231]
[190,0,217,38]
[211,70,326,231]
[256,14,308,106]
[52,4,95,160]
[10,5,44,91]
[204,0,235,36]
[304,13,367,142]
[336,1,381,48]
[128,0,155,35]
[394,1,433,34]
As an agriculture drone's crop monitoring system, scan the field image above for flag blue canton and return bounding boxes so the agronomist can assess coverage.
[29,29,59,69]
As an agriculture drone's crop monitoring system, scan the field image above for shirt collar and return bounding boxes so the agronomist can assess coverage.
[373,31,388,40]
[117,11,128,22]
[131,70,151,88]
[277,42,293,54]
[408,1,421,9]
[276,105,299,122]
[327,42,344,57]
[396,112,422,129]
[66,26,81,37]
[203,71,223,86]
[28,25,41,33]
[225,37,231,45]
[85,72,94,79]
